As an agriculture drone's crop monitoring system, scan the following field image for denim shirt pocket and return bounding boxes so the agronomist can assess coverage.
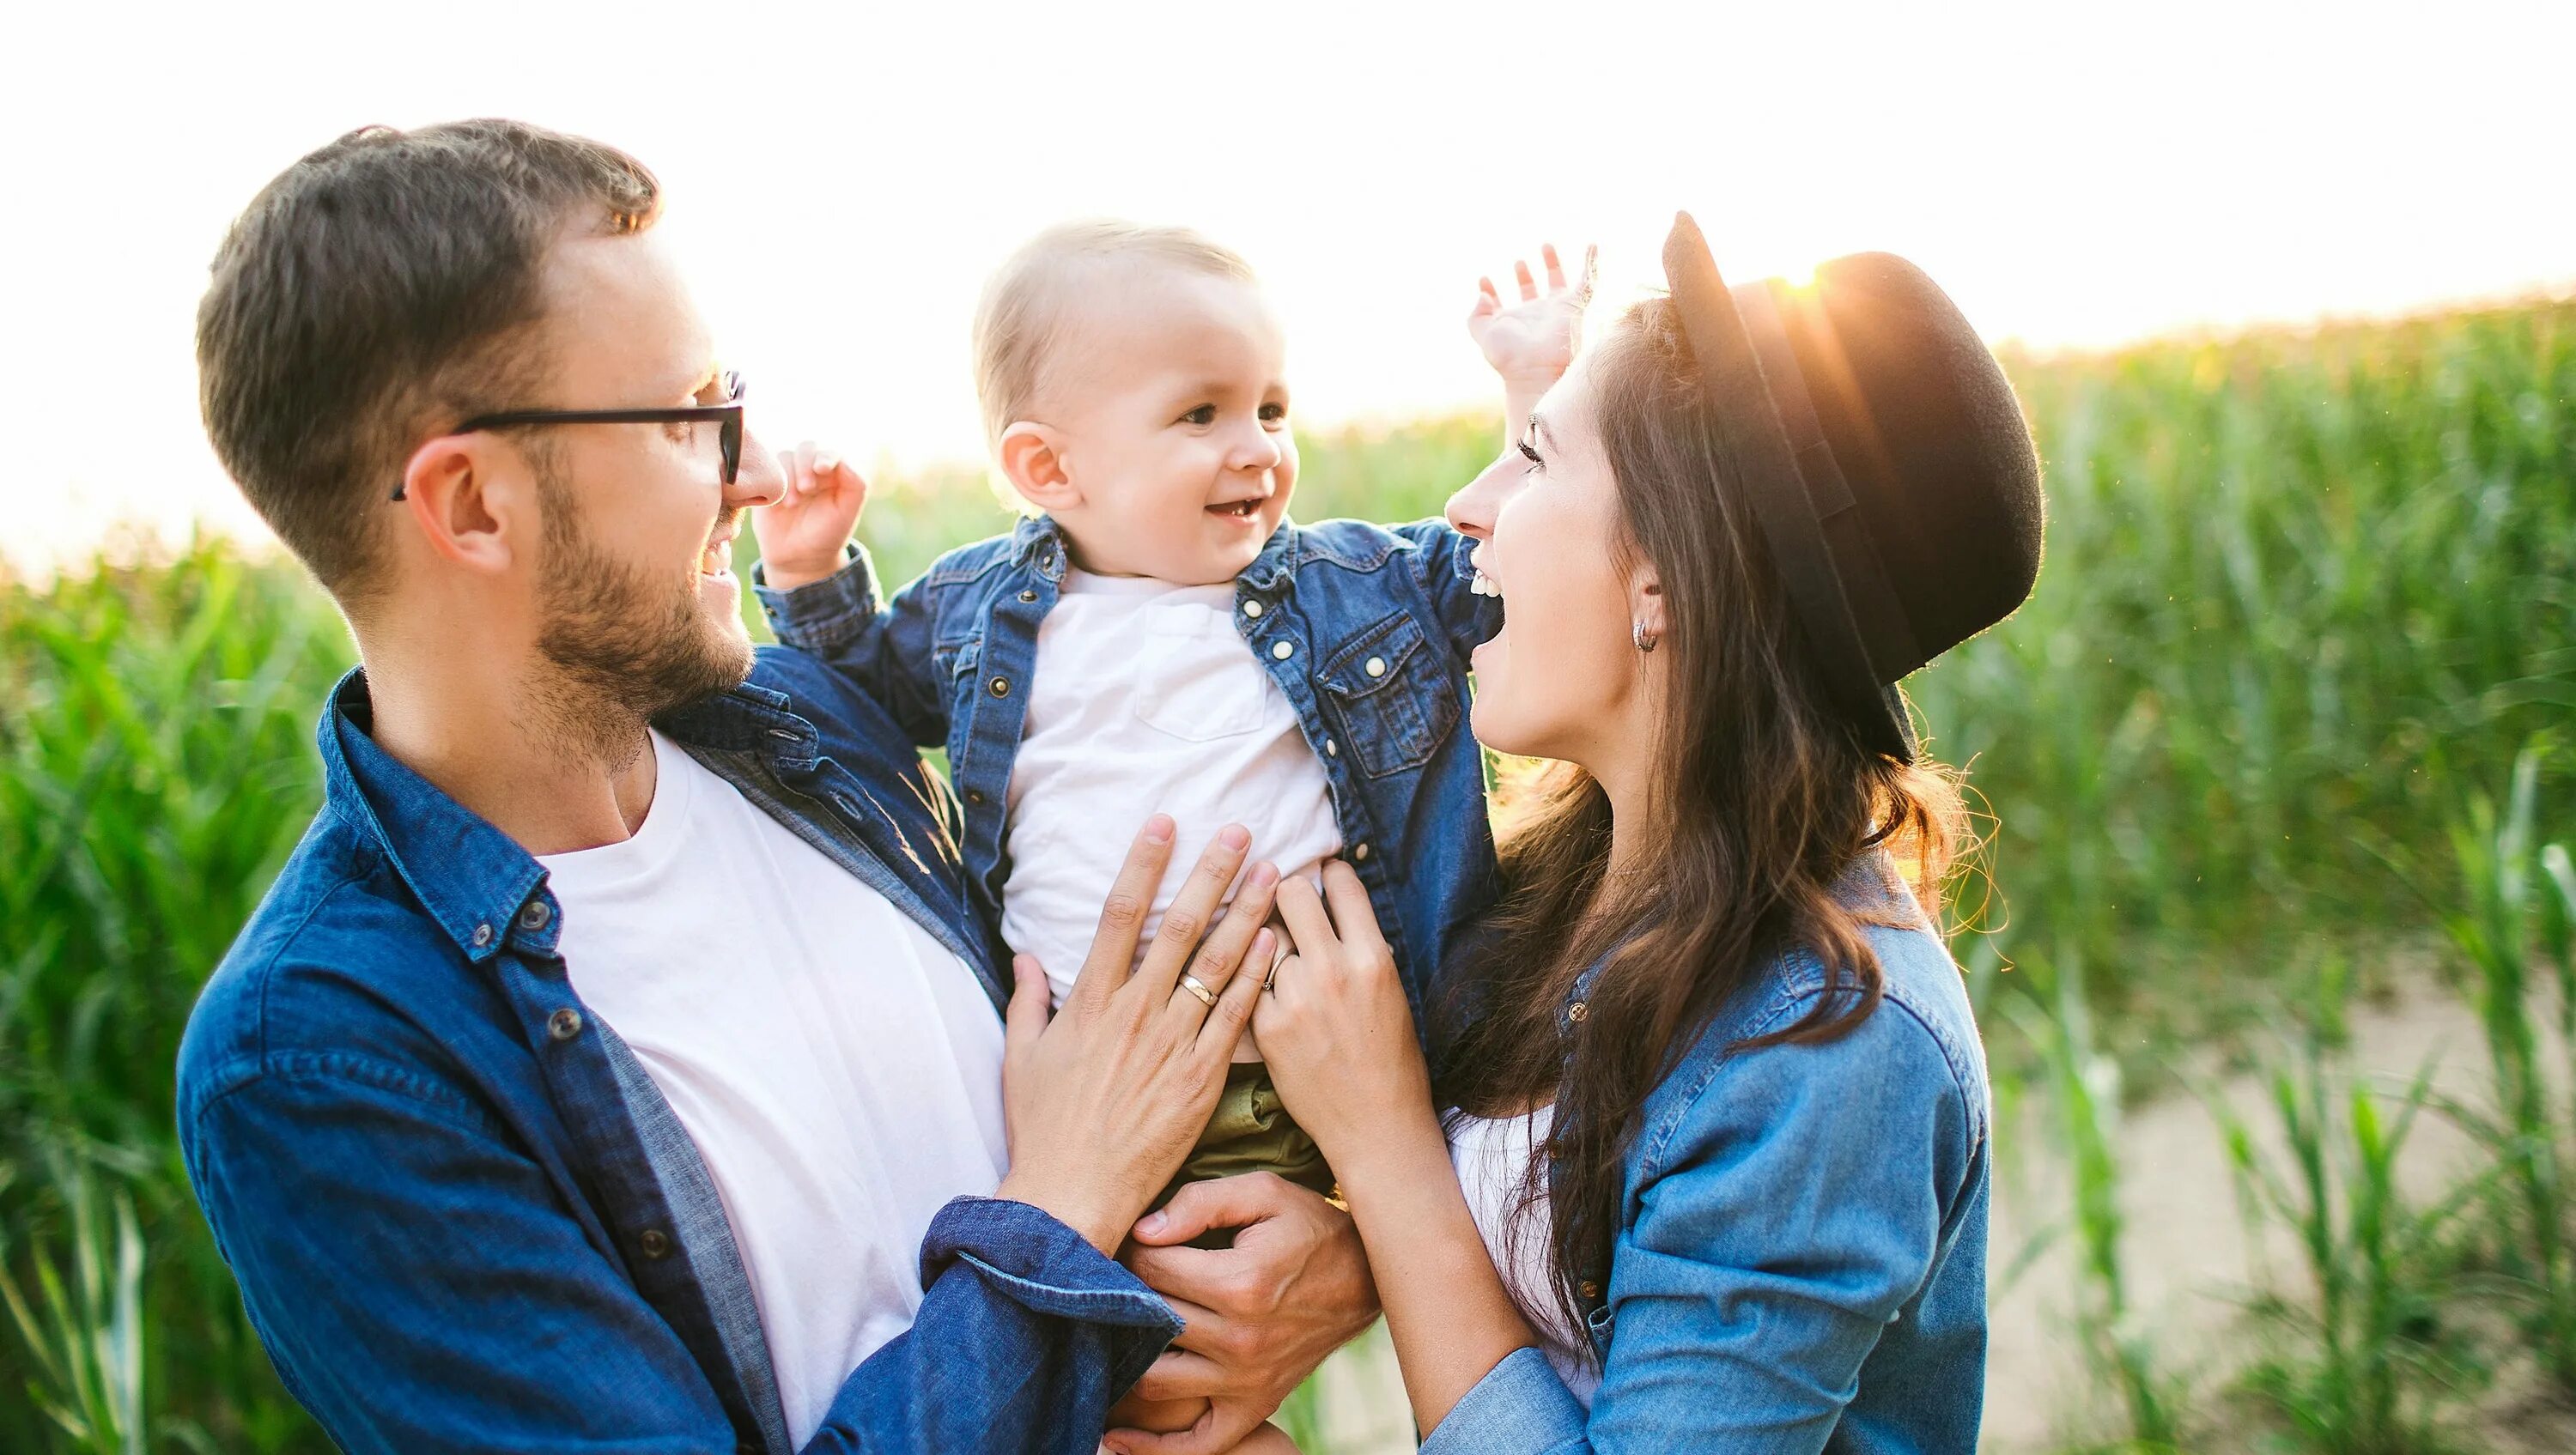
[1318,610,1458,779]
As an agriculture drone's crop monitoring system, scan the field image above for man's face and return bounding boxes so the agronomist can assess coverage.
[521,231,782,722]
[1036,271,1297,585]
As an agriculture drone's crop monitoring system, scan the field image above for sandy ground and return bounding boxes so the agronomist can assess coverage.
[1297,979,2576,1452]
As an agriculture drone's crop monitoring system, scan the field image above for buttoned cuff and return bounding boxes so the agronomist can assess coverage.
[1419,1345,1589,1455]
[752,543,883,652]
[921,1195,1183,1391]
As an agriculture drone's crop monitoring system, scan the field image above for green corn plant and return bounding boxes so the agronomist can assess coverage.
[2439,741,2575,1389]
[0,1154,146,1455]
[2004,949,2183,1452]
[2202,959,2473,1455]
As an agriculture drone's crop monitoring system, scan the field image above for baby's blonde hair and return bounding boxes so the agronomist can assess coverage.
[971,220,1259,447]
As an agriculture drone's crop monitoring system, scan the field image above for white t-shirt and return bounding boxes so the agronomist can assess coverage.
[540,730,1009,1448]
[1449,1104,1602,1408]
[999,570,1342,1016]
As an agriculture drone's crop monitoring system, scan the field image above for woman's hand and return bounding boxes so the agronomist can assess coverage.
[1252,862,1439,1172]
[752,439,870,591]
[1467,241,1596,404]
[994,816,1282,1253]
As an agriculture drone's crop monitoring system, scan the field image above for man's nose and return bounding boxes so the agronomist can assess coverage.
[728,431,787,509]
[1443,447,1519,542]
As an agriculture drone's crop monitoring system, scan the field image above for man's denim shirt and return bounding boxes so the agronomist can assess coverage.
[1419,853,1993,1454]
[755,513,1504,1026]
[175,653,1181,1455]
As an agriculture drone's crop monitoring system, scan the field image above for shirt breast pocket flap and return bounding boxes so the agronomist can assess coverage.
[1321,611,1457,778]
[932,633,981,685]
[1135,609,1272,743]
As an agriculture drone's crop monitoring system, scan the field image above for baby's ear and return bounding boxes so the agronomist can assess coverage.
[997,422,1078,512]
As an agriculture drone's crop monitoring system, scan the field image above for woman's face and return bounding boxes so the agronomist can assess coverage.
[1445,351,1654,766]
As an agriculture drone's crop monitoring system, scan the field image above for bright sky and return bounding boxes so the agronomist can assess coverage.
[6,0,2570,573]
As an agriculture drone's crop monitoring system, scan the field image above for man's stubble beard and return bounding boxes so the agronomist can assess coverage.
[528,470,753,767]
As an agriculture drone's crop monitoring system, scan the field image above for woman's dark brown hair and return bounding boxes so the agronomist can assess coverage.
[1433,294,1970,1353]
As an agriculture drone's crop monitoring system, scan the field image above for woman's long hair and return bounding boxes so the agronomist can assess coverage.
[1433,295,1970,1354]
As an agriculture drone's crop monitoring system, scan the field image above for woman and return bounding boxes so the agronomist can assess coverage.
[1249,214,2043,1450]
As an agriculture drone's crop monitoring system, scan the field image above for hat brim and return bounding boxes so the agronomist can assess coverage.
[1662,212,1917,762]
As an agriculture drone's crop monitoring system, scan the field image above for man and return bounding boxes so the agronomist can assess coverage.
[177,118,1373,1454]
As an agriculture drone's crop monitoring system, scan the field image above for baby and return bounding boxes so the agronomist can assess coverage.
[752,221,1583,1430]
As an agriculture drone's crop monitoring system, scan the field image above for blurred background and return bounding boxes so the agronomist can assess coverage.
[4,3,2573,1451]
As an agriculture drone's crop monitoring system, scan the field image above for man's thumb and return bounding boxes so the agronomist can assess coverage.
[1132,1171,1271,1246]
[1004,955,1051,1052]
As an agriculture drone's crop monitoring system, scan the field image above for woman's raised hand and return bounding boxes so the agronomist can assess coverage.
[993,815,1282,1253]
[1467,241,1597,397]
[1252,861,1437,1171]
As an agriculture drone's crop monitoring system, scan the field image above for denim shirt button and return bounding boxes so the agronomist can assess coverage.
[988,676,1012,698]
[1364,655,1387,678]
[547,1008,584,1042]
[1352,843,1370,862]
[1579,1280,1601,1300]
[1324,738,1338,757]
[471,923,493,949]
[517,900,551,931]
[1018,589,1037,603]
[1271,640,1294,659]
[1242,599,1264,618]
[638,1228,671,1260]
[967,789,986,805]
[1567,1001,1589,1023]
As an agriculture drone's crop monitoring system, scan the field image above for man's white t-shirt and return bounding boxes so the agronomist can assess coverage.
[1000,569,1342,1008]
[540,730,1009,1448]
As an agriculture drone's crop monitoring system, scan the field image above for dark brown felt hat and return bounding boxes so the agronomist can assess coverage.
[1662,211,2044,761]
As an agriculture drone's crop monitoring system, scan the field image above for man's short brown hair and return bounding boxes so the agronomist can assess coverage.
[197,119,660,611]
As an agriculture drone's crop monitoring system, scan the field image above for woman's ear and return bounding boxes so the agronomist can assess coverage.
[996,422,1078,513]
[398,434,525,575]
[1631,569,1667,642]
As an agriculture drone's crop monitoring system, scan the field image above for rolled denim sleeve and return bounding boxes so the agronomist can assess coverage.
[754,546,950,748]
[1395,518,1503,667]
[188,1066,1177,1455]
[1423,997,1978,1454]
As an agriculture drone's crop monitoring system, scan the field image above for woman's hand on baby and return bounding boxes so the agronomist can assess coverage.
[1252,862,1437,1172]
[993,816,1283,1254]
[751,440,870,591]
[1467,241,1596,398]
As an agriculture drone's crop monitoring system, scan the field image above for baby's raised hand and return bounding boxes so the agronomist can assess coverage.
[1467,242,1596,397]
[754,440,870,592]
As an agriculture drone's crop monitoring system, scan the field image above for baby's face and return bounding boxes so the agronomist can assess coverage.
[1036,271,1297,585]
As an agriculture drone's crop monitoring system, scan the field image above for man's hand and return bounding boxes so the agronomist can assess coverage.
[753,440,870,591]
[1105,1173,1380,1455]
[1467,241,1596,409]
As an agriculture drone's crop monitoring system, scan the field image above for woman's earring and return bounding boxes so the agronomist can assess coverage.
[1632,621,1659,654]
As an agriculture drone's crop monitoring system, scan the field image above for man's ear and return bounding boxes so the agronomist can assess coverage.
[398,434,534,576]
[995,422,1079,513]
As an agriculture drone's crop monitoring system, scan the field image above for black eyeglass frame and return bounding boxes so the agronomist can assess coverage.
[390,371,745,500]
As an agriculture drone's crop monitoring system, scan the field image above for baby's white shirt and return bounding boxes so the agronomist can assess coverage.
[999,569,1341,1011]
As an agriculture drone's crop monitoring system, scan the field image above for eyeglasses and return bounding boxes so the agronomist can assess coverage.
[391,370,746,500]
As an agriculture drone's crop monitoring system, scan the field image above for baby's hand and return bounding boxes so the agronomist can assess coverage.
[754,440,870,592]
[1467,242,1596,397]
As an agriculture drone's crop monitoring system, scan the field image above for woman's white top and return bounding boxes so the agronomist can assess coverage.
[999,569,1341,1015]
[1448,1103,1603,1407]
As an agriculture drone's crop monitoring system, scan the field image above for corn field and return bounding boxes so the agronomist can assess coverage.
[3,298,2572,1452]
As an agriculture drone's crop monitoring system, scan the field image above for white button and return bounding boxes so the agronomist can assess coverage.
[1324,739,1338,757]
[1242,599,1265,618]
[1272,640,1294,660]
[1364,656,1388,678]
[1352,843,1370,861]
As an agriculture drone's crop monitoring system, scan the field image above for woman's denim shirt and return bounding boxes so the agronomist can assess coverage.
[755,513,1504,1025]
[1425,854,1993,1454]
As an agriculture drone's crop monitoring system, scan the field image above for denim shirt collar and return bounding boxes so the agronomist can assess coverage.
[318,667,832,967]
[1008,512,1304,593]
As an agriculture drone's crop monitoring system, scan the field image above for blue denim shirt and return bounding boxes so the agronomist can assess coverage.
[1424,854,1992,1454]
[175,652,1182,1455]
[753,513,1504,1028]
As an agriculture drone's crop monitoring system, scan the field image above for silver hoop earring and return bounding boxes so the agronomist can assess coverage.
[1632,621,1659,654]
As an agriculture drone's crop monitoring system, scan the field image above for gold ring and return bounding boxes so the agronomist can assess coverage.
[1178,972,1219,1008]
